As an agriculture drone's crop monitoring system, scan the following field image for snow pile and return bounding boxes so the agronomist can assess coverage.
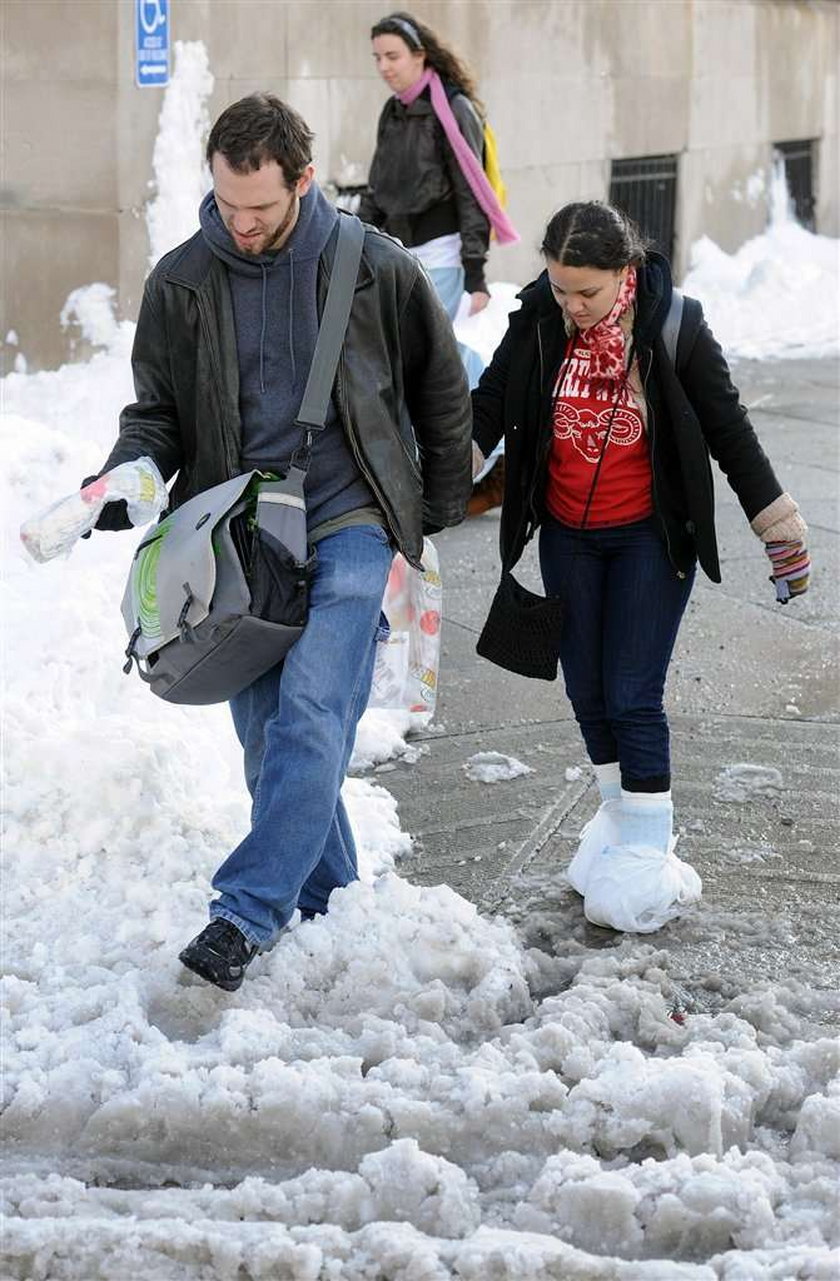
[5,316,839,1280]
[682,162,840,359]
[464,751,533,783]
[59,281,134,354]
[3,903,838,1278]
[145,41,214,267]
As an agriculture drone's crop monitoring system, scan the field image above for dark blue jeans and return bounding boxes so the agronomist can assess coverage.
[539,516,695,791]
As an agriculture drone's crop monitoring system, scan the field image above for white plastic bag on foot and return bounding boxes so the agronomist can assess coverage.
[566,798,621,895]
[583,842,702,933]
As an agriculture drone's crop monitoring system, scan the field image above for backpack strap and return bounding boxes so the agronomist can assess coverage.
[660,287,684,371]
[294,214,364,444]
[482,119,507,207]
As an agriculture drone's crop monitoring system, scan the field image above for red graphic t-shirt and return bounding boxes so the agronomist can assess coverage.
[545,338,653,528]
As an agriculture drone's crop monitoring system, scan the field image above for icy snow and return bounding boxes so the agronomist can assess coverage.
[3,39,839,1281]
[463,752,533,783]
[713,764,784,804]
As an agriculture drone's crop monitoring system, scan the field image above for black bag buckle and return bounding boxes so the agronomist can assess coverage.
[290,426,314,471]
[123,625,142,675]
[178,582,196,643]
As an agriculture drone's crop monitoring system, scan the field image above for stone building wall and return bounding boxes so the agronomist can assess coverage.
[1,0,836,372]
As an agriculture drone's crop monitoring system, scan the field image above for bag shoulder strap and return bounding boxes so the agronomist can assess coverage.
[661,287,684,371]
[295,213,364,434]
[503,336,636,573]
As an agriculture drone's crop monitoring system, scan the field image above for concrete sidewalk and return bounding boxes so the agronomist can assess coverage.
[368,356,840,1012]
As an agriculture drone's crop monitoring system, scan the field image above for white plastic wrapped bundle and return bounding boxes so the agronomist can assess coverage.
[19,458,167,563]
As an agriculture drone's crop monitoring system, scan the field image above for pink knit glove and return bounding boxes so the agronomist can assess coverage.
[765,540,810,603]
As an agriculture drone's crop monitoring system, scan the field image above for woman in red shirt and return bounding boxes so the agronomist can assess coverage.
[472,201,810,932]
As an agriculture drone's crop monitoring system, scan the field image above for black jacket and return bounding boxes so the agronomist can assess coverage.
[471,254,784,582]
[101,216,472,567]
[359,89,490,293]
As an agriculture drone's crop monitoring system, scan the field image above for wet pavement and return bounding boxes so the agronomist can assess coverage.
[366,356,840,1012]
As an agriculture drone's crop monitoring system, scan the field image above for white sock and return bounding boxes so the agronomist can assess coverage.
[593,761,621,801]
[621,787,672,806]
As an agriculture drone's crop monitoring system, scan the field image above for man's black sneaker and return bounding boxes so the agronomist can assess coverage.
[298,906,325,921]
[179,919,258,991]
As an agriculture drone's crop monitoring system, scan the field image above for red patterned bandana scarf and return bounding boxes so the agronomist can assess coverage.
[569,266,637,388]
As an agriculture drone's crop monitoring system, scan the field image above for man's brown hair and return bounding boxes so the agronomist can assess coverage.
[206,92,314,187]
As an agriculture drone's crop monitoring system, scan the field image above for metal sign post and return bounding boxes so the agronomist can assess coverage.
[135,0,170,88]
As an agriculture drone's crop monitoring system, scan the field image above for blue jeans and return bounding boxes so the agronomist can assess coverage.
[539,516,695,791]
[427,266,485,390]
[210,524,393,946]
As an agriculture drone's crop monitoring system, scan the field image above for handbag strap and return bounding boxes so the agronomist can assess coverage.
[291,213,365,467]
[577,338,637,533]
[502,334,637,572]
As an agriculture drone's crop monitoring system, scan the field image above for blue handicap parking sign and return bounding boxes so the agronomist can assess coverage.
[136,0,170,88]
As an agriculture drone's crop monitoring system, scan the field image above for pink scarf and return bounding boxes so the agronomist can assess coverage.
[398,68,519,246]
[570,266,637,386]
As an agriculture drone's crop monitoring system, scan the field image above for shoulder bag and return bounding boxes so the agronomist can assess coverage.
[476,337,637,681]
[121,214,365,705]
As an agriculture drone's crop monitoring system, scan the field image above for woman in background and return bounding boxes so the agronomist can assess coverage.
[360,11,517,512]
[361,11,507,319]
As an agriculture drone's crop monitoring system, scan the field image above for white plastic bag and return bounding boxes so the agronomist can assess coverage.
[566,798,621,895]
[368,538,442,725]
[19,458,167,564]
[583,843,702,934]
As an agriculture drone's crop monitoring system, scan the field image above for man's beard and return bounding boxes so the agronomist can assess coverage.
[242,195,300,255]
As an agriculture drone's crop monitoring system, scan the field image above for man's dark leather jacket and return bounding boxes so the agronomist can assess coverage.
[101,216,472,565]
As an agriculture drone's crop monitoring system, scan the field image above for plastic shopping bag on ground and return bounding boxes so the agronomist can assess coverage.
[583,842,702,934]
[20,457,167,563]
[368,538,442,726]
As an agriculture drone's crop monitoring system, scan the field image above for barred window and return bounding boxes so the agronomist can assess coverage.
[609,154,679,262]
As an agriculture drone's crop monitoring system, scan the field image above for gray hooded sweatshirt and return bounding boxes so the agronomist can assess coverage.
[199,184,377,532]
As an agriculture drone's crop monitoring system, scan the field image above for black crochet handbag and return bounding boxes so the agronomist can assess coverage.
[476,348,634,682]
[476,567,565,680]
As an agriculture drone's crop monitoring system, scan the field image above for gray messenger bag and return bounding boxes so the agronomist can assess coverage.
[120,213,365,706]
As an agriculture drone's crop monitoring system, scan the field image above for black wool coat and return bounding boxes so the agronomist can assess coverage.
[471,253,783,582]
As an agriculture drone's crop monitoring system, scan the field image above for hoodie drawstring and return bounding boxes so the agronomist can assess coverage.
[259,264,267,394]
[258,253,296,394]
[288,250,296,385]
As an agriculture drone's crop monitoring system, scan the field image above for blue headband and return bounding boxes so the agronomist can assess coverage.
[386,16,422,49]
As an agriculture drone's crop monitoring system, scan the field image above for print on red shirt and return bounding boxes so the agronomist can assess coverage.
[546,340,654,528]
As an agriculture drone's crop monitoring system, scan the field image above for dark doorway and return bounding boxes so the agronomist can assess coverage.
[773,139,817,230]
